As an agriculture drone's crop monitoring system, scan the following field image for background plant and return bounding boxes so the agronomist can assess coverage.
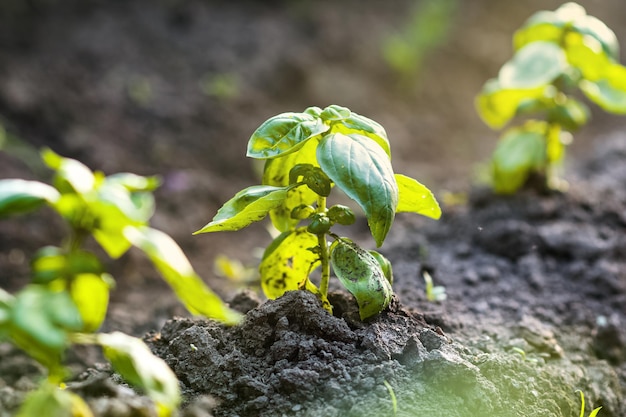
[476,2,626,194]
[0,149,242,416]
[195,104,441,320]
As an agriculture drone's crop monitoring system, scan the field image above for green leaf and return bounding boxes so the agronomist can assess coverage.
[42,148,95,194]
[194,184,294,233]
[320,104,351,122]
[70,273,112,332]
[564,31,612,82]
[395,174,441,219]
[125,226,242,324]
[547,96,590,131]
[17,382,94,417]
[368,250,393,286]
[317,133,398,247]
[9,285,82,370]
[247,112,329,159]
[580,64,626,114]
[499,41,567,89]
[475,79,546,129]
[260,228,320,299]
[98,332,180,416]
[31,246,104,284]
[330,112,391,156]
[514,22,562,51]
[0,179,60,217]
[263,138,320,232]
[573,13,619,60]
[105,172,161,192]
[330,238,392,320]
[492,123,547,194]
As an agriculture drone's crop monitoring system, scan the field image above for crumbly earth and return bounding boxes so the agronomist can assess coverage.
[0,1,625,417]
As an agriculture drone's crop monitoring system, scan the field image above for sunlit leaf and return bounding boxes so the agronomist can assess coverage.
[475,79,546,129]
[17,382,94,417]
[124,226,242,324]
[98,332,180,417]
[564,32,611,82]
[247,112,329,159]
[70,273,112,332]
[42,148,95,194]
[263,138,320,232]
[330,112,391,156]
[31,246,104,284]
[317,133,397,247]
[0,179,60,217]
[330,238,392,320]
[573,13,619,60]
[492,123,547,194]
[320,104,351,122]
[514,22,562,50]
[580,64,626,114]
[547,96,590,132]
[105,173,161,192]
[195,185,294,233]
[499,42,566,89]
[395,174,441,219]
[260,228,320,299]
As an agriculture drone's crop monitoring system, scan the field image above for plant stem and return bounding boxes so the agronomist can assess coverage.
[317,195,331,297]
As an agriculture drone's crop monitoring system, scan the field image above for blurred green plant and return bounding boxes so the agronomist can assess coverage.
[476,2,626,194]
[0,149,242,416]
[195,104,441,320]
[423,270,446,302]
[577,390,602,417]
[382,0,457,84]
[200,73,239,100]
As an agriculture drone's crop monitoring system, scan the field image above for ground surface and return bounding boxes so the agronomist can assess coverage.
[0,1,625,416]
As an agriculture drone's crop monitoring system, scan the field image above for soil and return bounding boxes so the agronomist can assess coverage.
[0,1,625,417]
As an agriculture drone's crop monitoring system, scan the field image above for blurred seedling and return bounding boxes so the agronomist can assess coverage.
[383,380,398,416]
[476,2,626,194]
[577,390,602,417]
[0,149,241,416]
[195,104,441,320]
[423,270,446,302]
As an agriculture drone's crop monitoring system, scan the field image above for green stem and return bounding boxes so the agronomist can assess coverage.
[316,195,331,297]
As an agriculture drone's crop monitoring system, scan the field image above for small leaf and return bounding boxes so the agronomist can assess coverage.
[492,123,547,194]
[330,238,392,320]
[98,332,180,416]
[247,112,329,159]
[547,97,590,132]
[317,133,398,247]
[330,112,391,156]
[31,246,104,284]
[195,184,294,233]
[260,228,320,299]
[125,226,242,324]
[0,179,60,217]
[499,41,567,89]
[320,104,351,122]
[70,273,112,332]
[368,250,393,286]
[573,13,619,60]
[42,148,95,194]
[580,64,626,114]
[263,138,320,232]
[395,174,441,219]
[17,382,94,417]
[105,173,161,192]
[475,79,546,129]
[564,31,611,82]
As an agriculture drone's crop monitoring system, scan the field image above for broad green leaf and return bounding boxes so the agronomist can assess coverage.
[330,112,391,156]
[263,138,320,232]
[564,31,611,81]
[31,247,104,284]
[395,174,441,219]
[320,104,351,122]
[260,228,320,299]
[317,133,398,247]
[247,112,329,159]
[580,64,626,114]
[0,179,60,217]
[492,123,547,194]
[573,13,619,60]
[17,382,94,417]
[70,273,112,332]
[514,22,562,51]
[499,42,566,89]
[97,182,155,223]
[98,332,180,417]
[475,79,546,129]
[9,285,82,370]
[195,185,293,233]
[42,148,95,194]
[547,97,590,132]
[330,238,392,320]
[124,226,242,324]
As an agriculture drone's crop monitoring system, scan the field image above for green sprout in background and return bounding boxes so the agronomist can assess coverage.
[476,2,626,194]
[0,149,242,416]
[195,104,441,320]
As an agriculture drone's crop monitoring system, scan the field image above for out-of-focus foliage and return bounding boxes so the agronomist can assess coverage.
[476,2,626,193]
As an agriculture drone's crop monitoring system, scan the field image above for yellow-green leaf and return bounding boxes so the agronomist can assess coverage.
[499,41,566,89]
[0,179,60,217]
[70,273,112,332]
[395,174,441,219]
[580,64,626,114]
[17,382,94,417]
[475,79,545,129]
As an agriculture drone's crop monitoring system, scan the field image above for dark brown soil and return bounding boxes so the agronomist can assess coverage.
[0,1,625,417]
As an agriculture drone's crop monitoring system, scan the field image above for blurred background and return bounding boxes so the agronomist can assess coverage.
[1,0,625,312]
